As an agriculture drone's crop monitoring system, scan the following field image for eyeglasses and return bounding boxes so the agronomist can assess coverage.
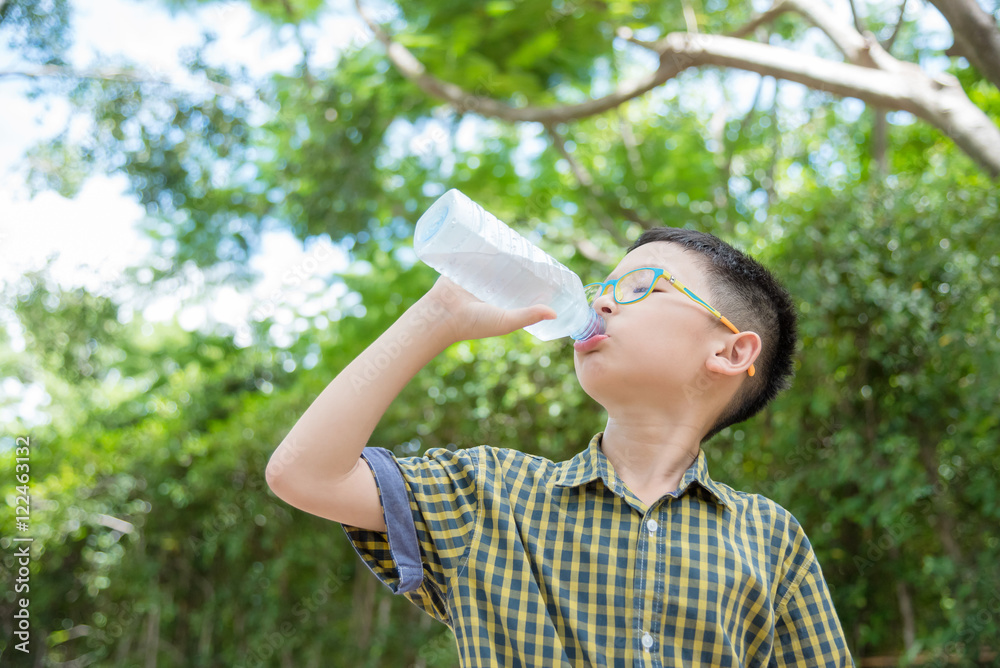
[584,267,755,377]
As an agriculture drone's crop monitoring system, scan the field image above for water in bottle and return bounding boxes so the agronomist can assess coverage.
[414,189,605,342]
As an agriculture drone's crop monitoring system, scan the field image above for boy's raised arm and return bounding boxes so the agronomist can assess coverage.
[264,277,555,532]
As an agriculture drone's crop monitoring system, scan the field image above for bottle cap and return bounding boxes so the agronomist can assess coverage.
[571,308,606,341]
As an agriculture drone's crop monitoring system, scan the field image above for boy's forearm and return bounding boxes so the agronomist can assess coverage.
[267,293,456,485]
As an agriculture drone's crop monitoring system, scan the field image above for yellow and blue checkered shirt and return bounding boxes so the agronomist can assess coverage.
[343,433,853,667]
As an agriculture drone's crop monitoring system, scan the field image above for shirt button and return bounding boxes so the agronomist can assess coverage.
[646,519,658,533]
[641,632,654,649]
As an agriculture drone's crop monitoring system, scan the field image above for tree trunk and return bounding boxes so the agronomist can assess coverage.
[929,0,1000,92]
[916,435,966,570]
[891,547,916,651]
[352,564,377,648]
[143,603,160,668]
[197,578,215,662]
[114,626,134,667]
[872,110,889,174]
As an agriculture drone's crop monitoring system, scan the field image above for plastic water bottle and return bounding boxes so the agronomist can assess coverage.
[414,189,605,342]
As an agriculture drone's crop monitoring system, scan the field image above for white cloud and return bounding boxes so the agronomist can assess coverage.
[0,0,361,363]
[0,0,351,296]
[0,175,151,293]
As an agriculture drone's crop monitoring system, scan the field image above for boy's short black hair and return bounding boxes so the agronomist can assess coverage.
[627,227,798,441]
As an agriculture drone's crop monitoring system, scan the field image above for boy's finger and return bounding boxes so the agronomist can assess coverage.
[508,305,557,330]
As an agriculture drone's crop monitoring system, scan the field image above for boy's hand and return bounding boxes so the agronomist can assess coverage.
[421,276,557,344]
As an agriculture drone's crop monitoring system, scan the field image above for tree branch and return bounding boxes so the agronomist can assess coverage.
[765,82,779,205]
[682,0,699,33]
[782,0,878,67]
[354,0,688,124]
[547,121,659,230]
[728,1,791,38]
[641,31,1000,176]
[280,0,316,88]
[570,237,620,266]
[929,0,1000,92]
[892,555,917,653]
[617,108,645,178]
[545,125,634,245]
[846,0,867,35]
[0,65,242,99]
[872,0,910,174]
[546,124,601,193]
[721,75,767,206]
[884,0,909,52]
[357,0,1000,177]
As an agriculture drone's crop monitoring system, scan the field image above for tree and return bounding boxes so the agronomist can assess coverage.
[2,0,999,664]
[356,0,1000,175]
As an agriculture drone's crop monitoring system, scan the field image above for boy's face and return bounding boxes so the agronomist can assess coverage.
[574,241,729,411]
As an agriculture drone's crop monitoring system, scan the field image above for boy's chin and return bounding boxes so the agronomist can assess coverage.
[576,376,684,412]
[574,374,610,409]
[576,363,695,396]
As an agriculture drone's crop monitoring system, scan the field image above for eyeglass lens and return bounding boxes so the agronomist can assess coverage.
[586,269,657,305]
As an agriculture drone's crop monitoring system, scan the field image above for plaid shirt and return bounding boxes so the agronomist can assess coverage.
[343,433,853,667]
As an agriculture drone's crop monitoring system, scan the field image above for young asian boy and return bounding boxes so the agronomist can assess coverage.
[266,226,855,667]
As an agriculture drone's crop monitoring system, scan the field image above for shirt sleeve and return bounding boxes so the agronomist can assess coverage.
[772,534,855,667]
[341,445,482,625]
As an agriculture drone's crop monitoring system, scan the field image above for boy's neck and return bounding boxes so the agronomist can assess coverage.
[600,419,703,506]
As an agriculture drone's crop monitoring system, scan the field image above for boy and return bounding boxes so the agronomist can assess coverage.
[266,226,854,667]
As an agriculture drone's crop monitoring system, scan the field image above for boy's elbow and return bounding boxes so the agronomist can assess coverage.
[265,442,298,495]
[264,458,282,493]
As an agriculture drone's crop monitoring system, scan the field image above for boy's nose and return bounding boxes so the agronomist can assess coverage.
[592,293,619,314]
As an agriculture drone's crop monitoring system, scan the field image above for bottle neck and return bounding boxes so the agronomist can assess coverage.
[570,308,606,341]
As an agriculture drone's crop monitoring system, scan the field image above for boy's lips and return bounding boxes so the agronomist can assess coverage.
[573,334,609,353]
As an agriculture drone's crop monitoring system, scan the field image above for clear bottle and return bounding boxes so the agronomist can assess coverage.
[414,189,605,342]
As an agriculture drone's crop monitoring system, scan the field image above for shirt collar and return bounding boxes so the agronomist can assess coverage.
[555,432,731,510]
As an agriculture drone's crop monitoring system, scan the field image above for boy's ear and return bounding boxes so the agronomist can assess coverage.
[705,331,761,377]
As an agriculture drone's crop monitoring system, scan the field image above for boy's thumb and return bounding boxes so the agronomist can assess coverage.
[511,304,557,330]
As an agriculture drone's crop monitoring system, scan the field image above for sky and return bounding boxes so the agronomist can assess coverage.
[0,0,367,334]
[0,0,370,425]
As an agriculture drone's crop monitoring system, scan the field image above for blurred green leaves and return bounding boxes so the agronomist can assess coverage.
[1,0,72,64]
[3,0,1000,664]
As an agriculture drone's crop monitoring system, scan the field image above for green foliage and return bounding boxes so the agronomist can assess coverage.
[709,161,1000,658]
[1,0,72,64]
[398,0,612,98]
[268,49,435,244]
[161,0,325,23]
[3,0,1000,664]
